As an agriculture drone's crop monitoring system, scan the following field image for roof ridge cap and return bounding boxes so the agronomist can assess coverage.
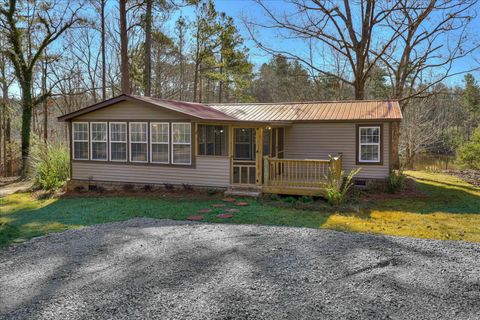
[208,99,399,106]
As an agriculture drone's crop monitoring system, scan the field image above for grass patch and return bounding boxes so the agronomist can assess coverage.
[1,170,480,247]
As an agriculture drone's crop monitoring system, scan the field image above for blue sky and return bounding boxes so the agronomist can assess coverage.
[172,0,480,87]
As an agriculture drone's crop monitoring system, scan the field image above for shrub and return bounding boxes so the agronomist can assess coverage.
[142,184,153,192]
[457,128,480,170]
[164,183,174,191]
[183,184,193,191]
[282,196,297,204]
[299,196,314,203]
[387,170,405,194]
[206,188,218,196]
[324,168,360,206]
[30,143,70,191]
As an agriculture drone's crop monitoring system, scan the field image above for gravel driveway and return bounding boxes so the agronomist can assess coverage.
[1,218,479,320]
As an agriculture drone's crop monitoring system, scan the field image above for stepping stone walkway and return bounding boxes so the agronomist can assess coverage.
[197,209,212,214]
[211,203,226,208]
[187,215,204,221]
[225,208,240,213]
[216,213,234,219]
[222,197,236,203]
[234,202,249,206]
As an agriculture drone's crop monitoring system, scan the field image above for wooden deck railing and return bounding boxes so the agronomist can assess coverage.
[263,154,342,195]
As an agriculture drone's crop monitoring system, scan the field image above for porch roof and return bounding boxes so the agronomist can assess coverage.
[58,94,402,122]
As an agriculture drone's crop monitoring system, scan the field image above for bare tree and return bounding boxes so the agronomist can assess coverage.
[383,0,478,105]
[144,0,153,96]
[380,0,479,168]
[246,0,404,100]
[119,0,130,94]
[0,0,84,173]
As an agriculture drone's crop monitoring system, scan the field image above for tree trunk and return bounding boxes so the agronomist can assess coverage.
[21,82,33,176]
[354,78,365,100]
[193,26,200,102]
[42,58,48,143]
[218,52,223,103]
[144,0,152,96]
[120,0,130,94]
[391,121,401,170]
[101,0,107,100]
[3,111,12,177]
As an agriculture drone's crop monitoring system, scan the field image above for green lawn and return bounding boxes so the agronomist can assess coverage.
[1,170,480,247]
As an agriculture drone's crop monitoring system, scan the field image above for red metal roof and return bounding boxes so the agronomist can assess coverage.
[208,100,402,122]
[59,94,402,122]
[132,95,236,121]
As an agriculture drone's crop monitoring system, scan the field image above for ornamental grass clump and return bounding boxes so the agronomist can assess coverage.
[30,143,70,191]
[324,168,360,206]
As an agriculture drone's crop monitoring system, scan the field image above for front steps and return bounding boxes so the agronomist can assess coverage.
[225,185,262,198]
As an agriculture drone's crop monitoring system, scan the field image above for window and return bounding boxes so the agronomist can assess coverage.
[150,122,169,163]
[358,126,381,163]
[90,122,108,161]
[234,128,255,160]
[198,125,227,156]
[172,123,191,164]
[110,122,127,161]
[72,122,89,160]
[130,122,148,162]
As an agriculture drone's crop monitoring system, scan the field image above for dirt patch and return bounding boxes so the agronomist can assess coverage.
[0,180,33,197]
[443,170,480,187]
[0,177,20,187]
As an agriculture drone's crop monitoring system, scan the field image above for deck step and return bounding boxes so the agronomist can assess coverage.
[225,186,262,198]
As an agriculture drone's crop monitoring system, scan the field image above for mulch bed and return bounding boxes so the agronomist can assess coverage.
[364,178,427,201]
[64,189,224,200]
[443,170,480,187]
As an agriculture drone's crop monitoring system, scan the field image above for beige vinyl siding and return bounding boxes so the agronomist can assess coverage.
[72,156,230,187]
[75,101,189,120]
[284,122,390,179]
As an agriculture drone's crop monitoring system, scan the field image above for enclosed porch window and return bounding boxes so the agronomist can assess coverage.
[198,125,228,156]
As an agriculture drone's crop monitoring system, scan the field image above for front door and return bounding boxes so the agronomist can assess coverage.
[232,128,256,185]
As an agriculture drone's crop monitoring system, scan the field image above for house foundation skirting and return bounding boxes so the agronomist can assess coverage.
[66,179,227,193]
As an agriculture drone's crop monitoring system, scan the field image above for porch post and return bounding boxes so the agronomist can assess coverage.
[229,125,234,184]
[263,156,269,186]
[255,127,263,185]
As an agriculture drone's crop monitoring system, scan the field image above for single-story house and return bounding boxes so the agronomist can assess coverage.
[58,94,402,196]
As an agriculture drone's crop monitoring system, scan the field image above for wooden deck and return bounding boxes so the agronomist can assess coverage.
[262,155,342,196]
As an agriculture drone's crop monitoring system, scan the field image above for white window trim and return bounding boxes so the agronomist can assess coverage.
[72,121,89,160]
[150,122,170,164]
[129,122,148,163]
[358,126,381,163]
[109,122,127,162]
[90,122,108,161]
[171,122,192,165]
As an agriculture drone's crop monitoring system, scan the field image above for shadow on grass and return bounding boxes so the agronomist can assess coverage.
[369,178,480,215]
[1,171,480,248]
